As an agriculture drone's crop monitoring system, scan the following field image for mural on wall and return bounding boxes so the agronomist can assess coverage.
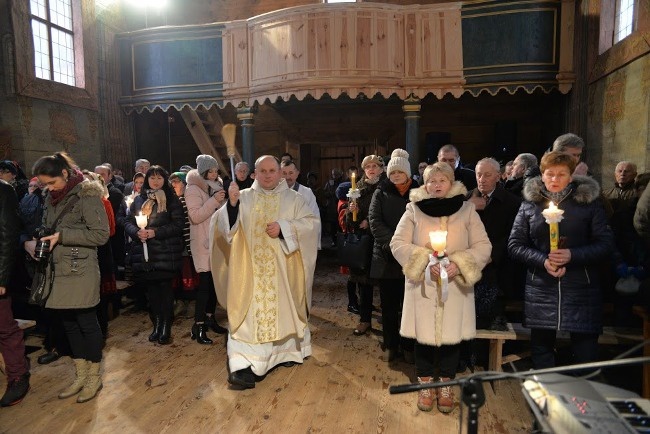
[49,109,77,150]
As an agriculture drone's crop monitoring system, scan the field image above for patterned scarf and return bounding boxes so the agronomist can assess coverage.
[543,184,573,205]
[50,169,84,206]
[141,189,167,217]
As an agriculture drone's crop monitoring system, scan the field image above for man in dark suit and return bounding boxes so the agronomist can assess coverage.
[467,158,522,330]
[437,144,477,190]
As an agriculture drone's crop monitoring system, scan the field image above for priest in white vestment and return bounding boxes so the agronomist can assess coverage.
[210,155,320,389]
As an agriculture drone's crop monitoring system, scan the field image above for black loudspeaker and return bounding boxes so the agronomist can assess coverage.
[425,132,452,164]
[494,121,517,162]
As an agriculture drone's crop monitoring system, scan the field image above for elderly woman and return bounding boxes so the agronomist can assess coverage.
[345,155,386,335]
[390,162,491,413]
[508,151,614,369]
[368,149,419,363]
[28,152,110,403]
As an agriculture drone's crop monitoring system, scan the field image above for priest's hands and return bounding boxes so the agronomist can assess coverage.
[266,222,281,238]
[228,182,240,206]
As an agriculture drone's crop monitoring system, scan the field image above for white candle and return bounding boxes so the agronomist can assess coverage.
[429,230,447,254]
[541,201,565,252]
[135,212,149,262]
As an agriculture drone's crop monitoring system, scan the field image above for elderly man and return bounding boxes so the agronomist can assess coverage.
[552,133,588,175]
[211,155,320,389]
[504,153,538,197]
[437,144,477,190]
[123,159,151,195]
[467,158,522,331]
[604,161,638,207]
[0,180,30,406]
[233,161,253,189]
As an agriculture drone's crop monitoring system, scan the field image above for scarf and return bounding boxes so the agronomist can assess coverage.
[50,169,84,206]
[206,179,223,196]
[364,176,381,185]
[415,194,464,218]
[141,189,167,217]
[543,184,573,205]
[395,178,412,196]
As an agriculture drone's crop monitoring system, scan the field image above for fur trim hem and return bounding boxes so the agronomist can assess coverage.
[448,250,482,287]
[403,246,431,282]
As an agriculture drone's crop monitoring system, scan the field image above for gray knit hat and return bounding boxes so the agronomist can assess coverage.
[196,154,218,175]
[386,148,411,178]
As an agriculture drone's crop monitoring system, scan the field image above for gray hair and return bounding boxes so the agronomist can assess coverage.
[617,161,637,173]
[134,158,150,168]
[515,153,538,169]
[552,133,584,152]
[235,161,249,171]
[438,144,460,157]
[475,157,500,172]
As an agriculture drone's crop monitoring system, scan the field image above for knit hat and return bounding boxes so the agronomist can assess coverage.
[361,155,384,170]
[169,171,187,184]
[195,155,218,176]
[386,148,411,178]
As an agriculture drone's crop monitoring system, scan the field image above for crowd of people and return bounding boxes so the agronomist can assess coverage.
[0,133,648,415]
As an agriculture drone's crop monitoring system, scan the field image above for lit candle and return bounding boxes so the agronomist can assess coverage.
[429,230,447,255]
[541,201,564,252]
[350,172,358,222]
[135,212,149,262]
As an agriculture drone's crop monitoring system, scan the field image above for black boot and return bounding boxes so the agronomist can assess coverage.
[191,323,213,345]
[158,319,171,345]
[205,315,228,334]
[148,316,162,342]
[228,367,255,389]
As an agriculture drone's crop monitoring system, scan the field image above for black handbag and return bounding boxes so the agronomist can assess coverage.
[336,231,373,271]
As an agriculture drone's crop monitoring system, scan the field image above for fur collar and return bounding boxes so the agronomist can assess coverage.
[409,181,467,203]
[76,179,105,198]
[186,169,209,193]
[523,175,601,205]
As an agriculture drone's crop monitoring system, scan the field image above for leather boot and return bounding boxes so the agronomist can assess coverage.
[205,315,228,334]
[158,319,171,345]
[59,359,89,399]
[437,377,455,413]
[148,316,162,342]
[191,323,213,345]
[417,376,435,411]
[77,362,102,403]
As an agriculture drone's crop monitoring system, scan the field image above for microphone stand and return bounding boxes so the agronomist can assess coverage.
[389,355,650,434]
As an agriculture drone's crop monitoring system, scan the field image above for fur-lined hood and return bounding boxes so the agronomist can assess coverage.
[523,175,600,205]
[409,181,467,203]
[186,169,218,194]
[76,179,105,198]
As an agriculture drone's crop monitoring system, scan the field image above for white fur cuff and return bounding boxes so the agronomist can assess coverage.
[403,246,431,282]
[448,250,482,288]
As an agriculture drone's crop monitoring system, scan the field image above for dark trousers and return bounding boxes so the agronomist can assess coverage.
[347,279,358,307]
[415,342,461,379]
[195,272,217,322]
[0,295,28,381]
[59,307,103,363]
[146,280,174,323]
[42,308,70,355]
[530,328,599,369]
[379,278,413,352]
[96,295,110,339]
[358,283,374,323]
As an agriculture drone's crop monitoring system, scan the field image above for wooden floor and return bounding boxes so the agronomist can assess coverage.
[1,249,534,433]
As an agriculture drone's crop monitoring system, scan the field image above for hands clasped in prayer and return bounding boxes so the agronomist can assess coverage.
[544,248,571,278]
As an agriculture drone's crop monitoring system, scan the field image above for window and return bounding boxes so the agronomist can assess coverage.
[614,0,635,43]
[29,0,76,86]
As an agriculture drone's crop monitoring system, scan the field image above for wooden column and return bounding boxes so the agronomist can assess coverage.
[403,95,421,173]
[237,105,256,168]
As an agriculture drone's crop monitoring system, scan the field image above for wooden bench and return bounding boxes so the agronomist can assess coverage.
[475,323,644,392]
[0,319,37,375]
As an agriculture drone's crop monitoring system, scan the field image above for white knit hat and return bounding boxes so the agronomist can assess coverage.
[386,148,411,178]
[196,154,218,175]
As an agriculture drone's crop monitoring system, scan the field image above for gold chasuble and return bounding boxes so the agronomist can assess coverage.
[210,179,319,347]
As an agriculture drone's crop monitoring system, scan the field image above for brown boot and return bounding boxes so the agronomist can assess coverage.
[58,359,89,399]
[417,376,435,411]
[77,362,102,403]
[353,322,371,336]
[437,377,454,413]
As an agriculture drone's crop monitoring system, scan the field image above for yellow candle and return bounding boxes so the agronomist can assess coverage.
[549,222,559,251]
[351,172,357,222]
[429,230,447,253]
[542,201,564,252]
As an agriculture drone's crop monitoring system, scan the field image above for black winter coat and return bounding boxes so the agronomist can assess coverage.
[368,178,418,279]
[0,181,20,287]
[508,175,614,333]
[124,191,184,275]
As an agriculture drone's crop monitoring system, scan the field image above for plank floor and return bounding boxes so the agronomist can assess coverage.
[0,249,534,433]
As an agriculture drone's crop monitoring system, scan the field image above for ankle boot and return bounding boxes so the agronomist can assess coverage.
[191,323,213,345]
[436,377,455,413]
[77,362,102,403]
[417,376,435,411]
[59,359,89,399]
[148,316,162,342]
[158,319,171,345]
[205,315,228,334]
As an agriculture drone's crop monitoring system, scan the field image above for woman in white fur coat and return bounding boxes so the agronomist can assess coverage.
[390,162,491,413]
[184,155,228,344]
